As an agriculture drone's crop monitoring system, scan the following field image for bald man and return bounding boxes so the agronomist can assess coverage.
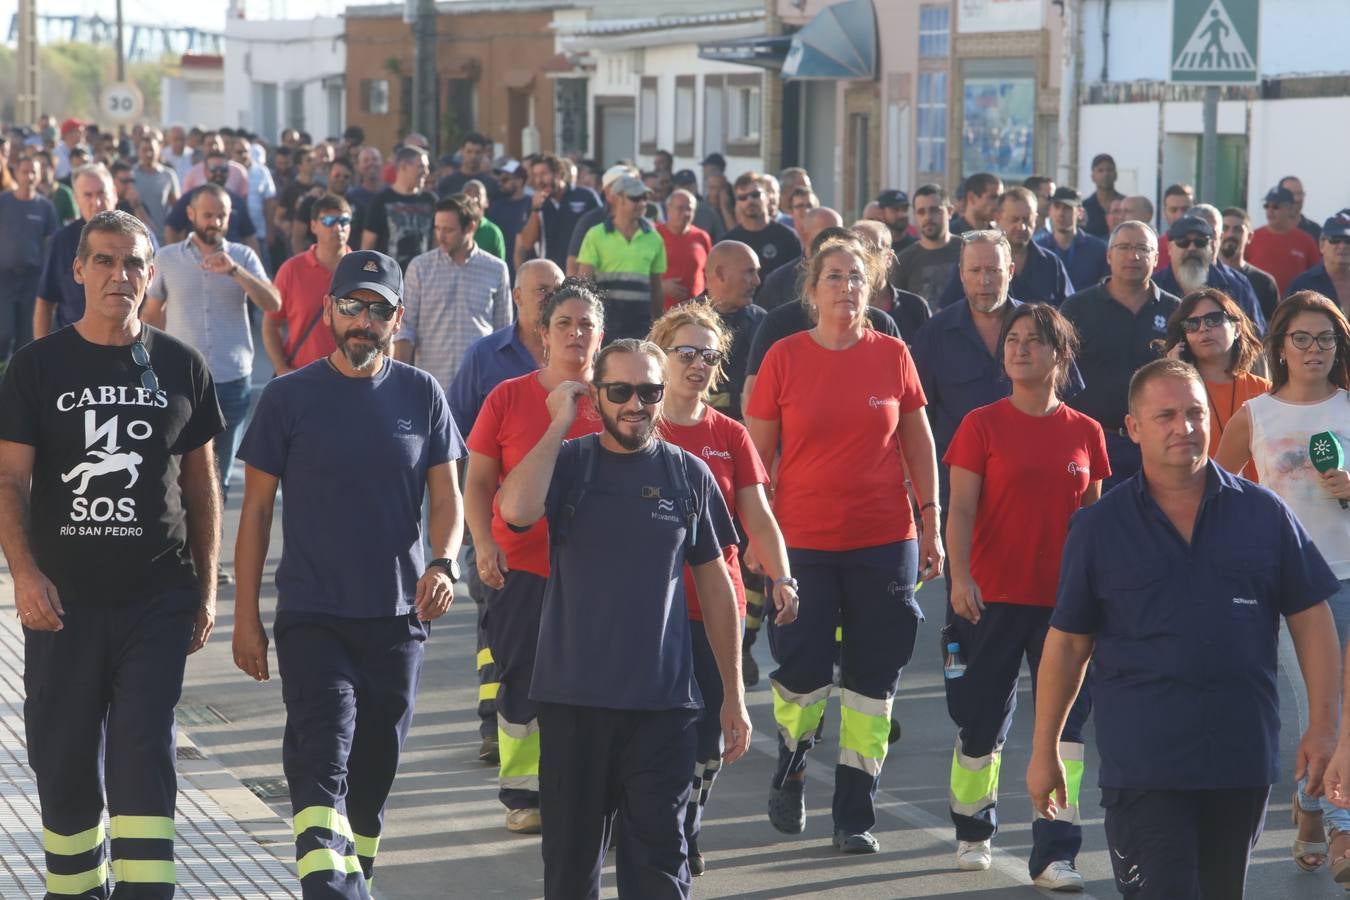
[756,206,845,311]
[851,220,931,341]
[700,241,765,421]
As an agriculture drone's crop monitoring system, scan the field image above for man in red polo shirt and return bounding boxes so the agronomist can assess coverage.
[263,193,349,375]
[658,188,713,310]
[1248,184,1323,296]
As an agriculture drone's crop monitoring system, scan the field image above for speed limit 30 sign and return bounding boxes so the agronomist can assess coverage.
[100,82,145,123]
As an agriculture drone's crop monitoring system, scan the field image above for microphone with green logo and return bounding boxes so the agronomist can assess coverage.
[1310,432,1349,510]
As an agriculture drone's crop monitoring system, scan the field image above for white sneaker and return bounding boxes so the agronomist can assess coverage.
[956,839,992,871]
[1032,860,1084,892]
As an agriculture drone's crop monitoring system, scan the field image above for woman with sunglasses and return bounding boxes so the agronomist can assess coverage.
[746,236,943,853]
[463,279,605,834]
[943,303,1106,888]
[1217,290,1350,882]
[647,304,797,875]
[1160,288,1268,479]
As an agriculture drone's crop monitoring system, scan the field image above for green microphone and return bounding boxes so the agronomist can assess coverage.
[1310,432,1349,510]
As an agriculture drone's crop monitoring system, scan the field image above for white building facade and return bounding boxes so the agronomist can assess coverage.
[223,17,346,143]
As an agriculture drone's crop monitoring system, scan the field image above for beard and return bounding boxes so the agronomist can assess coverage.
[1219,237,1240,260]
[599,403,656,451]
[194,225,223,247]
[331,321,390,370]
[1175,255,1210,293]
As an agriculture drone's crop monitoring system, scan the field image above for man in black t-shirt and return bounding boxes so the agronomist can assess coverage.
[0,210,224,897]
[724,171,801,280]
[361,146,437,270]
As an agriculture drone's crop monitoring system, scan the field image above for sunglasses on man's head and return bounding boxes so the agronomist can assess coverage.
[595,382,665,405]
[319,214,352,228]
[1180,311,1232,333]
[131,340,159,393]
[332,296,398,321]
[1172,237,1210,249]
[666,346,724,366]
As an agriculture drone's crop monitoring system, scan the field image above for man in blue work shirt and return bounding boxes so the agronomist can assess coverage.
[1036,187,1108,290]
[936,187,1073,309]
[1028,358,1341,899]
[499,338,749,900]
[233,250,465,899]
[1288,213,1350,304]
[33,164,117,339]
[1155,213,1266,332]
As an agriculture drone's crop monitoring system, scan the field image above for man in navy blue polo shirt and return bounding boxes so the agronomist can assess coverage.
[1028,358,1341,899]
[1154,213,1266,332]
[1036,187,1108,290]
[499,338,748,899]
[33,164,117,339]
[936,187,1073,309]
[1288,213,1350,304]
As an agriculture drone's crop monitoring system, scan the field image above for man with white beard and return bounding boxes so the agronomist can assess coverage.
[1154,214,1266,333]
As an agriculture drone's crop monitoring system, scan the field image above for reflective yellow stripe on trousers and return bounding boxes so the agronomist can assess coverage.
[498,715,541,792]
[838,689,892,776]
[1038,741,1085,825]
[770,680,831,747]
[109,815,176,884]
[949,740,1002,817]
[43,822,108,896]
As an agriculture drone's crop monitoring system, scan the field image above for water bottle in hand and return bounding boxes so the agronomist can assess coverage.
[944,642,966,680]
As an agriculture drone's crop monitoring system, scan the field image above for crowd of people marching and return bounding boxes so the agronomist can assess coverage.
[3,113,1350,899]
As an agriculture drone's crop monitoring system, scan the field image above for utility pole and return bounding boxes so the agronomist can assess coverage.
[115,0,126,82]
[413,0,438,154]
[1200,86,1218,203]
[16,0,39,124]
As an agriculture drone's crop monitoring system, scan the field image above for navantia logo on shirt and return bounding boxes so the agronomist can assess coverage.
[651,497,682,524]
[868,395,899,409]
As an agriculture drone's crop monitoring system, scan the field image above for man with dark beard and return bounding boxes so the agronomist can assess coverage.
[233,249,465,899]
[499,338,749,899]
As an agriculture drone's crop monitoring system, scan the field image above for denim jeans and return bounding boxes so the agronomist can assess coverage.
[212,376,253,502]
[1298,578,1350,832]
[0,267,40,361]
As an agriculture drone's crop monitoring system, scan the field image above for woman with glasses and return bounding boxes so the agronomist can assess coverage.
[746,236,943,854]
[1216,290,1350,883]
[1159,288,1268,479]
[943,303,1106,889]
[463,279,605,834]
[647,304,797,876]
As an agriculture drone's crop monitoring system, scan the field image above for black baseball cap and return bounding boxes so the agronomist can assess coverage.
[1264,186,1297,206]
[1166,215,1215,241]
[1050,186,1082,207]
[330,251,403,306]
[700,152,726,169]
[877,189,909,209]
[1324,214,1350,239]
[672,169,698,188]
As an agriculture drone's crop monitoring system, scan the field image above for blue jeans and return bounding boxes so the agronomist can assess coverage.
[0,267,40,360]
[1298,578,1350,832]
[212,376,253,501]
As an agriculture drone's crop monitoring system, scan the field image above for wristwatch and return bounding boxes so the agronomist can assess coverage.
[427,557,462,582]
[772,576,799,593]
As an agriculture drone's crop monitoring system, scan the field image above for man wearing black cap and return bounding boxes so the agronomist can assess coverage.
[488,157,532,277]
[1081,154,1123,239]
[878,190,918,252]
[1037,187,1108,288]
[1155,214,1266,331]
[234,248,465,899]
[1288,213,1350,305]
[1249,185,1323,296]
[701,152,727,184]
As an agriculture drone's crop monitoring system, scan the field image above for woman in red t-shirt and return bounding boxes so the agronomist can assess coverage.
[463,280,605,833]
[745,237,943,853]
[648,302,797,875]
[942,303,1108,887]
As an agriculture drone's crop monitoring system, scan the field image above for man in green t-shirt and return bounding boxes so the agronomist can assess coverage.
[463,180,506,262]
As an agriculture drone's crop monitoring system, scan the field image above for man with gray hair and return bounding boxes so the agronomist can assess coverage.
[1154,212,1266,331]
[34,163,118,339]
[658,188,713,309]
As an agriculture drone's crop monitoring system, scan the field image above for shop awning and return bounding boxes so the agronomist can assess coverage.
[698,34,792,70]
[781,0,877,81]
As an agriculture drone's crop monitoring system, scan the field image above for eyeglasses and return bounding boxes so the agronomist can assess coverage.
[130,340,159,393]
[735,190,762,203]
[1109,242,1156,256]
[665,346,724,366]
[1328,236,1350,245]
[332,296,398,321]
[1180,311,1232,333]
[208,164,229,174]
[318,214,352,228]
[1287,330,1339,351]
[595,381,665,405]
[1172,237,1210,249]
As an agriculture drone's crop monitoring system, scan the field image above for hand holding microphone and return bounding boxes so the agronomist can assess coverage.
[1310,432,1350,510]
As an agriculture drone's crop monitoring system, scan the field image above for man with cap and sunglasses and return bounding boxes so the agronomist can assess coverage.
[565,164,639,275]
[1288,213,1350,305]
[0,209,225,897]
[576,175,668,341]
[1249,185,1323,296]
[1154,214,1266,332]
[234,248,466,899]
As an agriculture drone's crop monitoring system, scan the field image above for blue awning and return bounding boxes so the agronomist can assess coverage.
[781,0,877,81]
[698,35,792,70]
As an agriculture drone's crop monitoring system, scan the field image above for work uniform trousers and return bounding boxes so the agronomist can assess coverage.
[768,541,920,836]
[463,537,499,742]
[486,570,546,810]
[24,589,198,899]
[682,618,743,852]
[943,602,1092,878]
[738,533,768,652]
[274,611,427,900]
[538,703,698,900]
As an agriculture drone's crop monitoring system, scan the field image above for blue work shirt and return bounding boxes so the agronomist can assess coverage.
[446,324,539,435]
[37,219,85,328]
[936,240,1074,309]
[1052,463,1337,790]
[909,297,1084,505]
[1288,263,1341,304]
[1154,263,1267,333]
[1036,230,1108,292]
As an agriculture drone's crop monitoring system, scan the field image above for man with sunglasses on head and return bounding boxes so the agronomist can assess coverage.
[724,171,801,281]
[0,209,225,897]
[234,249,465,899]
[499,338,748,899]
[263,194,351,376]
[1288,213,1350,306]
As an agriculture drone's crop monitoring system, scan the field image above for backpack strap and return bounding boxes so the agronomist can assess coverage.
[554,434,600,548]
[658,440,699,554]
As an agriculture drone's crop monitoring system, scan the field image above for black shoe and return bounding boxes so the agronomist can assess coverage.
[742,648,759,688]
[217,569,234,586]
[768,779,806,834]
[833,829,880,854]
[688,838,705,876]
[888,718,901,744]
[478,736,499,764]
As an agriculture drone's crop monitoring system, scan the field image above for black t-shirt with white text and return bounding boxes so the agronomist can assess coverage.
[0,326,224,606]
[366,187,437,270]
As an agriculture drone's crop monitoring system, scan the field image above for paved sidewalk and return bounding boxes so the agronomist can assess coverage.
[0,569,300,899]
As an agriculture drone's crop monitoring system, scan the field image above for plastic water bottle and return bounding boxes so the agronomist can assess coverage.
[944,642,966,680]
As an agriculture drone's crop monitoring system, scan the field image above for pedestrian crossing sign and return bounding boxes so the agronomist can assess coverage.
[1171,0,1260,84]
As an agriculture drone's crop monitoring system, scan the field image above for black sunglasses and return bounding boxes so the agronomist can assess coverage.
[318,214,352,228]
[332,296,398,321]
[1328,235,1350,245]
[208,164,229,174]
[596,381,664,405]
[666,345,724,366]
[130,340,159,393]
[1180,311,1232,333]
[736,190,762,202]
[1172,237,1210,249]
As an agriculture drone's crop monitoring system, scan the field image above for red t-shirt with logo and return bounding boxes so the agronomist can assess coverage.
[657,223,713,309]
[1247,226,1322,296]
[660,409,768,619]
[467,372,602,577]
[268,246,340,368]
[943,398,1110,606]
[747,329,926,551]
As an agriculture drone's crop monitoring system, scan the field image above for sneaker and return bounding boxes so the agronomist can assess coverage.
[833,830,880,854]
[505,808,542,834]
[478,736,500,765]
[1032,860,1084,892]
[217,569,234,586]
[742,649,759,688]
[688,837,705,876]
[768,778,806,834]
[956,839,992,871]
